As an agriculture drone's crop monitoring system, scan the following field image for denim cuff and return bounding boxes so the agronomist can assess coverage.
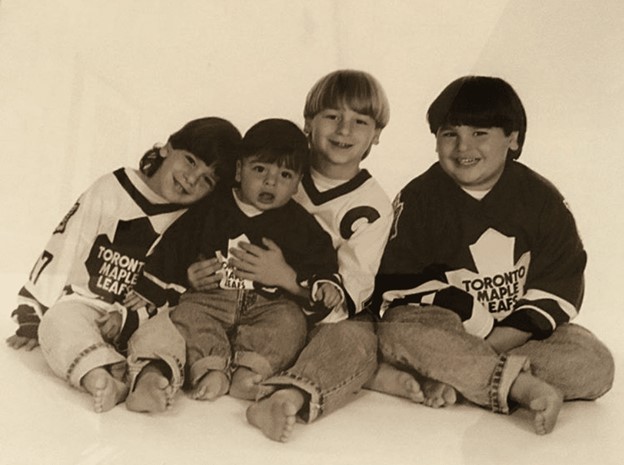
[234,351,274,379]
[127,352,185,394]
[189,355,231,386]
[489,354,530,414]
[259,371,323,423]
[67,341,125,389]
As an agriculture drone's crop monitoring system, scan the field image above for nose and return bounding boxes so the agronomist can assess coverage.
[185,169,200,186]
[457,135,470,152]
[263,168,278,186]
[336,117,351,135]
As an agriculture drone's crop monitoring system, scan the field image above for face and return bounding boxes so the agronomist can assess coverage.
[145,144,219,205]
[235,156,302,211]
[436,125,519,191]
[304,105,381,179]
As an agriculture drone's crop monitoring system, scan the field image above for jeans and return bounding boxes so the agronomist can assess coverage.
[378,305,614,413]
[259,312,378,422]
[170,289,307,387]
[39,296,126,389]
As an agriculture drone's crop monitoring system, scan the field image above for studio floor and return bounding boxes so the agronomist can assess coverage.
[1,272,621,465]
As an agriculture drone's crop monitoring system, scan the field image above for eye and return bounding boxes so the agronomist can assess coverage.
[185,155,197,166]
[440,130,457,138]
[322,111,339,120]
[280,170,294,180]
[202,175,216,189]
[356,118,369,126]
[251,164,266,173]
[473,130,489,137]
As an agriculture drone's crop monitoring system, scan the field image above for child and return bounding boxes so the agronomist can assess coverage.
[6,117,242,413]
[222,70,394,442]
[128,118,345,408]
[371,76,614,434]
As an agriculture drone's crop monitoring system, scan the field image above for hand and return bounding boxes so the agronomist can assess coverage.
[123,290,152,311]
[96,312,122,342]
[314,283,343,309]
[6,334,38,351]
[485,326,531,354]
[187,255,223,292]
[228,238,299,295]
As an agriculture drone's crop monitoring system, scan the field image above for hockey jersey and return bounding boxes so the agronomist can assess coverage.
[132,189,343,324]
[372,161,587,339]
[294,168,393,322]
[14,168,189,340]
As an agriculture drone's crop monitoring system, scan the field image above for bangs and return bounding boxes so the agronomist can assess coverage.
[247,150,306,173]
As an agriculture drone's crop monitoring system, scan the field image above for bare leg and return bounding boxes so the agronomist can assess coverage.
[126,363,173,413]
[229,367,263,400]
[365,363,424,403]
[190,370,229,401]
[246,388,304,442]
[509,372,563,435]
[81,367,129,413]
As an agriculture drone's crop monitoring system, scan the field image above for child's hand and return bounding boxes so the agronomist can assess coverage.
[96,312,122,342]
[187,255,223,291]
[5,334,38,351]
[313,283,343,309]
[485,326,531,354]
[123,290,151,312]
[229,238,298,293]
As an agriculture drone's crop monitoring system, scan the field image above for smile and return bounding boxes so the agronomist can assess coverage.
[456,157,480,166]
[330,140,353,149]
[174,179,190,195]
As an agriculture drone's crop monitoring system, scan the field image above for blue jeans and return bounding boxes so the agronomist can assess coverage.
[259,312,378,422]
[171,290,307,387]
[378,305,614,413]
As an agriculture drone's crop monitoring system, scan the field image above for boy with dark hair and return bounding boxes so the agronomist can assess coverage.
[128,118,344,411]
[371,76,614,434]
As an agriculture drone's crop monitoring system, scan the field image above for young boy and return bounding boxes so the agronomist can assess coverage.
[6,117,242,412]
[371,76,614,434]
[224,70,394,442]
[128,119,345,410]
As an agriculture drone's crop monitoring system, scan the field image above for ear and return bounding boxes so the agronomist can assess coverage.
[508,131,520,151]
[235,160,242,183]
[159,143,172,158]
[303,119,312,136]
[372,128,382,145]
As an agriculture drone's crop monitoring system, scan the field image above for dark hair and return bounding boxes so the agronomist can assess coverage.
[304,69,390,129]
[240,119,309,174]
[139,117,242,182]
[427,76,527,159]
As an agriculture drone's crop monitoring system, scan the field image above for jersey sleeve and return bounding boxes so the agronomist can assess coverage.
[371,190,494,338]
[328,196,393,323]
[131,206,204,308]
[499,195,587,339]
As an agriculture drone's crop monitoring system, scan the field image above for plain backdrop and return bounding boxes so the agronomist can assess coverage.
[0,1,622,464]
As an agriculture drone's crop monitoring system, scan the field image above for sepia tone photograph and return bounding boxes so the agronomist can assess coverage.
[0,1,622,464]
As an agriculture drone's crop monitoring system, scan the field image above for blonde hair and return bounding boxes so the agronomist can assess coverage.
[304,70,390,129]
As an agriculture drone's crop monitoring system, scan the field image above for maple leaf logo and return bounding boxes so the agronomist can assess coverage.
[445,228,530,319]
[85,218,158,302]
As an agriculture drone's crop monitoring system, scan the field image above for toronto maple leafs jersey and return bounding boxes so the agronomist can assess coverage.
[294,168,393,322]
[372,161,587,340]
[16,168,189,330]
[132,188,343,323]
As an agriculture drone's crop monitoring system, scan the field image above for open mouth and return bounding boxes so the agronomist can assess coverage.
[456,157,480,166]
[174,179,190,195]
[258,192,275,203]
[330,139,353,149]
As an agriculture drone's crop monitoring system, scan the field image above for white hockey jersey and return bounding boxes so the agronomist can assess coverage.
[15,168,189,337]
[294,168,393,323]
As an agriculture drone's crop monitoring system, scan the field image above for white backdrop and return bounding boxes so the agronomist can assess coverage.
[1,1,623,464]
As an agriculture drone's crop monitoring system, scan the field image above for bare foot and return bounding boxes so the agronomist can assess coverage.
[229,367,263,400]
[126,368,173,413]
[510,372,563,435]
[365,363,424,403]
[191,370,229,401]
[82,367,129,413]
[246,389,304,442]
[421,378,457,408]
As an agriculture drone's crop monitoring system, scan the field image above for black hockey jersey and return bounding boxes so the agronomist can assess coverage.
[372,161,587,339]
[132,189,343,321]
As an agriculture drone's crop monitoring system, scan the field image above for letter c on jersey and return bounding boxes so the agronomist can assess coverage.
[340,206,380,239]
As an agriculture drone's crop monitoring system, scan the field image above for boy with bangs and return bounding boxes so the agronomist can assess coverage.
[128,119,344,410]
[217,70,394,442]
[371,76,614,434]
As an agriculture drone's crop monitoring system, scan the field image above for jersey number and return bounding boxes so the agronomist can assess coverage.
[29,251,53,284]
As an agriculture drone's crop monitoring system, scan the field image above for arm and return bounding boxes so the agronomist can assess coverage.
[498,193,586,339]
